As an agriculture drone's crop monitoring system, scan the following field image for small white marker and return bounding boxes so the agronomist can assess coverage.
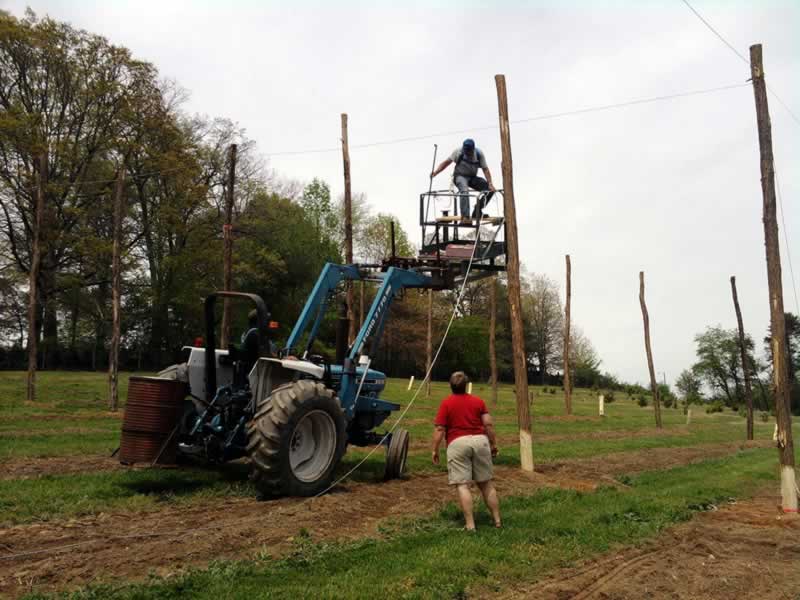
[468,382,473,395]
[598,394,605,416]
[407,375,415,391]
[686,408,692,425]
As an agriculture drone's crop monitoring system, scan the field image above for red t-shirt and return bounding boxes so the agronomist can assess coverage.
[434,393,488,445]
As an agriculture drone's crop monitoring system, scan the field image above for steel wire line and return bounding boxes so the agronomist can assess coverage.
[680,0,800,126]
[265,82,749,157]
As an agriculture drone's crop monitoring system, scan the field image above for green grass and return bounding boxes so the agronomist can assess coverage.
[27,447,780,600]
[0,371,790,525]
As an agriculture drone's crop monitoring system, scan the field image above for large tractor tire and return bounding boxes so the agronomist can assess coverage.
[384,428,410,480]
[247,380,346,497]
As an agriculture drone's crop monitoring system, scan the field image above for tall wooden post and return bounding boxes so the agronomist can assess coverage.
[563,255,572,415]
[495,74,533,472]
[220,143,237,349]
[426,288,433,397]
[26,153,46,402]
[639,271,662,428]
[341,114,356,343]
[360,280,365,327]
[108,169,125,412]
[730,276,754,440]
[750,43,796,512]
[489,276,498,406]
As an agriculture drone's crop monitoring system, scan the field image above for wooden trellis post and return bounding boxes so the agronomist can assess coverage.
[749,43,796,512]
[730,276,754,440]
[489,276,498,406]
[495,74,533,472]
[639,271,662,429]
[26,153,47,403]
[563,255,572,415]
[220,143,237,349]
[108,169,125,411]
[341,114,356,343]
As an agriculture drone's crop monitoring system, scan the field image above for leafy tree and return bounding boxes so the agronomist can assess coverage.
[763,312,800,414]
[691,326,757,408]
[523,274,563,383]
[675,369,703,404]
[359,213,414,263]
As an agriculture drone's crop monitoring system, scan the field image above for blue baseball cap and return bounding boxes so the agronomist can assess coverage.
[462,138,475,152]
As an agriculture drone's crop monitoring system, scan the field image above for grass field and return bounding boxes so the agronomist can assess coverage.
[0,371,794,599]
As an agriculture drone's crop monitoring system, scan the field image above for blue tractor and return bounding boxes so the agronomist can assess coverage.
[171,264,443,496]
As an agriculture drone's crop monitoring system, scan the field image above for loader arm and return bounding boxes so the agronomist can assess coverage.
[284,263,361,357]
[338,267,434,411]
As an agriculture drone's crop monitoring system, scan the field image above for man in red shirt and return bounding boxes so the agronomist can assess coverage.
[432,371,501,531]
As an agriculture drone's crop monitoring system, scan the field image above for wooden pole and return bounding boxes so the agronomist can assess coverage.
[26,153,46,403]
[426,288,433,397]
[360,280,365,327]
[108,169,125,412]
[489,276,498,406]
[342,114,356,344]
[495,74,533,472]
[220,143,237,349]
[750,43,796,512]
[730,276,754,440]
[563,255,572,415]
[639,271,662,428]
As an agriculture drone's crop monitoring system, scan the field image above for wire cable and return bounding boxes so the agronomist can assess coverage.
[679,0,800,126]
[775,169,799,316]
[265,82,748,157]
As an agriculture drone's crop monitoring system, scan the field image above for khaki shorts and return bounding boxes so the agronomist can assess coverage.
[446,434,493,485]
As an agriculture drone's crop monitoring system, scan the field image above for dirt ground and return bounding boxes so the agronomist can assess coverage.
[0,440,778,598]
[500,496,800,600]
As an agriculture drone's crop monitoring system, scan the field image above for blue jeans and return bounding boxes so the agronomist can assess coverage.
[454,175,492,218]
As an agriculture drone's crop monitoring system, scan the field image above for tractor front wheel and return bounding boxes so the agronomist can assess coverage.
[247,380,346,497]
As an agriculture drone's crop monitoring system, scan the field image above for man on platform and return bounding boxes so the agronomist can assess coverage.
[430,139,496,221]
[431,371,502,531]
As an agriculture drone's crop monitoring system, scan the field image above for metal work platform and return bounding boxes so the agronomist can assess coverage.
[415,188,507,286]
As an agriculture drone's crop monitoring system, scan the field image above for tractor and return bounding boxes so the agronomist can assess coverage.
[160,263,447,497]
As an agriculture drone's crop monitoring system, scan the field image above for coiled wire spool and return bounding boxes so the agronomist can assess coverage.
[119,376,187,465]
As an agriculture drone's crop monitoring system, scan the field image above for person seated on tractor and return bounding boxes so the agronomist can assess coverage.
[237,310,277,383]
[431,371,502,531]
[430,138,496,222]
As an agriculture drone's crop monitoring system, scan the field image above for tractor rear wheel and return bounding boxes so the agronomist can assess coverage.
[384,428,410,480]
[247,380,346,497]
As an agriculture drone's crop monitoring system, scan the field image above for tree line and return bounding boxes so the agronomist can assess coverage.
[0,10,618,389]
[675,314,800,415]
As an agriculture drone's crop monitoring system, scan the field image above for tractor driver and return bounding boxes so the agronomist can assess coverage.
[430,138,496,222]
[431,371,502,531]
[239,310,277,378]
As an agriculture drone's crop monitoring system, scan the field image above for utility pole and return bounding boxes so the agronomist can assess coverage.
[639,271,662,428]
[341,114,356,344]
[489,276,498,406]
[426,288,433,397]
[750,43,796,512]
[495,74,533,472]
[26,153,46,403]
[108,169,125,412]
[730,276,754,440]
[220,143,237,349]
[563,255,572,415]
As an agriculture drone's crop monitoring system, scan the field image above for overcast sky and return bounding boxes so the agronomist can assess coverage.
[4,0,798,386]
